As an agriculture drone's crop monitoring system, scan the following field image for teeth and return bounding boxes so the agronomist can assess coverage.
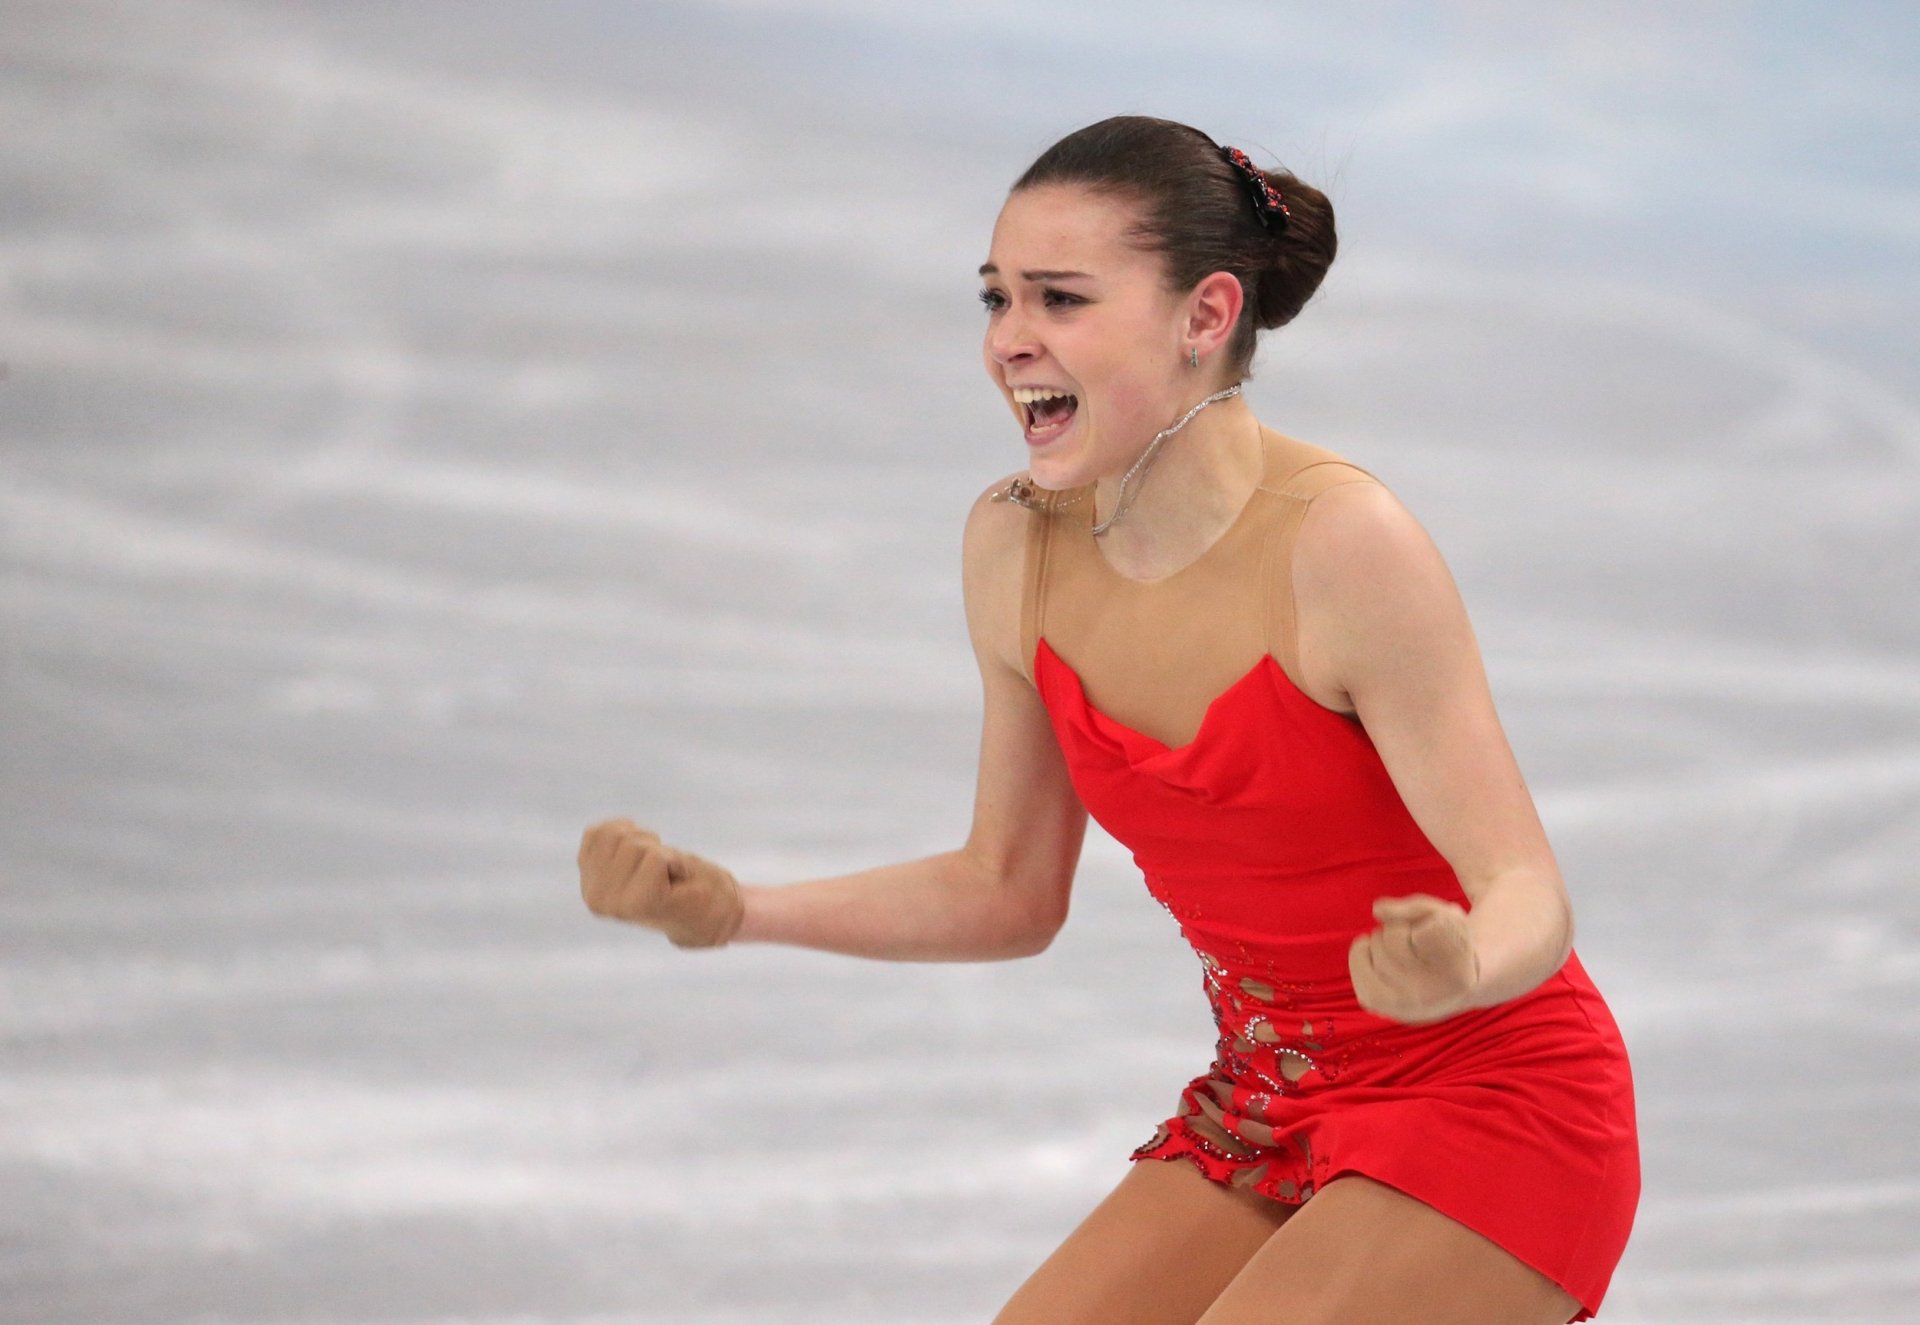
[1011,386,1075,404]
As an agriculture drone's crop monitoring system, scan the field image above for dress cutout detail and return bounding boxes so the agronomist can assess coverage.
[1015,427,1640,1321]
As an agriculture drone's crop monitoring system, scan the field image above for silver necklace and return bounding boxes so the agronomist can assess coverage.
[991,383,1244,536]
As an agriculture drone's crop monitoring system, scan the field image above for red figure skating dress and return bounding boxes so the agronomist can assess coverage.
[1017,427,1640,1320]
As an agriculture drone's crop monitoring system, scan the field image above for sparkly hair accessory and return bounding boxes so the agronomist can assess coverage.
[1219,145,1291,233]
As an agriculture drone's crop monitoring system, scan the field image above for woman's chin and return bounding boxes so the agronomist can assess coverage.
[1023,454,1084,491]
[1021,413,1092,487]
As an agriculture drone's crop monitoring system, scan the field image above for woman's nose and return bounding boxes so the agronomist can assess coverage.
[987,307,1038,365]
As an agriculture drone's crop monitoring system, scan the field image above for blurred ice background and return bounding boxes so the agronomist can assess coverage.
[2,2,1916,1321]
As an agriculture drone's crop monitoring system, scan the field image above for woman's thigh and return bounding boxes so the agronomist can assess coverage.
[1196,1174,1584,1325]
[992,1156,1301,1325]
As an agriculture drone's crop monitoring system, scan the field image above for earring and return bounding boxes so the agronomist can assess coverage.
[1189,346,1199,369]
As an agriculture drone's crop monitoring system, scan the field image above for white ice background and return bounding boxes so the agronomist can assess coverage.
[2,2,1917,1322]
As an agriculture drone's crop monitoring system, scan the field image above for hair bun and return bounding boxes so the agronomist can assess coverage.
[1251,168,1335,331]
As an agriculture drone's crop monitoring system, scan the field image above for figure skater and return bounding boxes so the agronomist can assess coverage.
[578,114,1640,1324]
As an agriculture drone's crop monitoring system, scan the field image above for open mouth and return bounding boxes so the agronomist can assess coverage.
[1012,387,1080,441]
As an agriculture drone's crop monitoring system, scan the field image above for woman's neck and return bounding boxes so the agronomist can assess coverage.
[1090,390,1265,581]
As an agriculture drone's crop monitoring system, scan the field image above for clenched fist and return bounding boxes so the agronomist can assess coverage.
[578,818,745,949]
[1348,894,1481,1025]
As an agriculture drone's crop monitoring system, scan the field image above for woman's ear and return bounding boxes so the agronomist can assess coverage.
[1185,270,1245,357]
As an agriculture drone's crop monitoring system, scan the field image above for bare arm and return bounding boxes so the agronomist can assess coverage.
[1297,481,1574,1018]
[731,476,1089,961]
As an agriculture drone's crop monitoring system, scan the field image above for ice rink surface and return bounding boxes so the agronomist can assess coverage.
[3,2,1916,1321]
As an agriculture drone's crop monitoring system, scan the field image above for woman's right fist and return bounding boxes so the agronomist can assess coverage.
[577,818,745,949]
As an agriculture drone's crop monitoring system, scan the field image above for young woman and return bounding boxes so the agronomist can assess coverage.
[578,115,1641,1324]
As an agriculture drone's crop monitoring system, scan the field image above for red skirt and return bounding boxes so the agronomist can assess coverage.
[1128,932,1640,1321]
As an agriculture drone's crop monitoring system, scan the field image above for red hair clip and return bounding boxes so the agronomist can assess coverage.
[1219,145,1291,233]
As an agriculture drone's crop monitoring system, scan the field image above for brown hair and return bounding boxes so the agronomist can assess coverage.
[1011,115,1336,381]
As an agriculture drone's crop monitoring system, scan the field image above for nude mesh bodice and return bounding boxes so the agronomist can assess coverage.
[1020,426,1380,748]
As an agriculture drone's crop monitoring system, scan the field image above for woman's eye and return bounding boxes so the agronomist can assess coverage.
[977,288,1082,312]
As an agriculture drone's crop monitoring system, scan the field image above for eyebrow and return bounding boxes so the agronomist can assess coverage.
[977,264,1096,281]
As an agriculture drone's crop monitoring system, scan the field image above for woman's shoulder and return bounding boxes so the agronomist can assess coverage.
[1291,460,1466,667]
[964,468,1040,561]
[1295,476,1430,572]
[1257,426,1389,501]
[1253,427,1420,573]
[961,469,1045,679]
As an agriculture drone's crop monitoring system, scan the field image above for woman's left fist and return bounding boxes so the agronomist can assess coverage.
[1348,894,1481,1025]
